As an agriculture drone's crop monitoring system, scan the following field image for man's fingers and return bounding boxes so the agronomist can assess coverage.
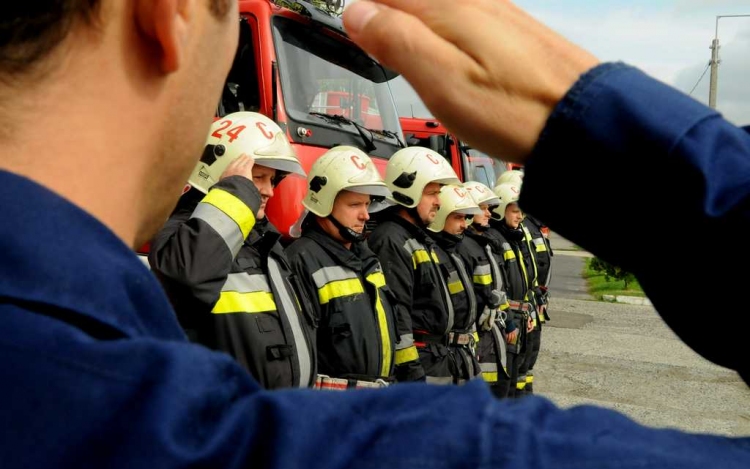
[343,1,477,98]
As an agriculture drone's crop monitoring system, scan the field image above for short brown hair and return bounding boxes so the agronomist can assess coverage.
[0,1,102,77]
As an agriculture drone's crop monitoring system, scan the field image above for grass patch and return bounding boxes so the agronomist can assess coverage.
[583,259,646,299]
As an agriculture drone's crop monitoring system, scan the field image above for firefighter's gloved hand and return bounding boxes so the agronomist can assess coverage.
[478,306,498,331]
[488,289,508,310]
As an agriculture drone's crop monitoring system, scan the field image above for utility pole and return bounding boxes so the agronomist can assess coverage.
[708,14,750,109]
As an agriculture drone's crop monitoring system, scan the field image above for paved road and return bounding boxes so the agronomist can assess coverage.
[532,232,750,436]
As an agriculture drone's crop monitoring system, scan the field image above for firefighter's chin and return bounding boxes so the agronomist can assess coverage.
[257,203,266,220]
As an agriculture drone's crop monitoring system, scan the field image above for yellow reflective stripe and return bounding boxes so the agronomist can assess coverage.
[212,291,276,314]
[394,345,419,365]
[431,251,439,263]
[367,272,392,377]
[202,188,256,239]
[527,375,534,383]
[412,249,431,268]
[367,271,386,288]
[516,381,527,390]
[503,250,516,261]
[473,274,492,285]
[448,280,464,294]
[472,331,479,343]
[482,372,498,383]
[318,279,364,305]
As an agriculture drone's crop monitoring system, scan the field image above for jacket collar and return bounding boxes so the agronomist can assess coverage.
[0,170,185,340]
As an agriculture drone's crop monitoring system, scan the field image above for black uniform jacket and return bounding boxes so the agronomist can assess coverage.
[286,225,401,381]
[149,177,316,390]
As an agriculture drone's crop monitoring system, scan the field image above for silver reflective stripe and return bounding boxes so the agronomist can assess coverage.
[311,265,357,289]
[425,376,453,385]
[433,258,455,334]
[491,322,507,373]
[396,333,414,350]
[267,257,312,388]
[480,362,498,372]
[402,238,425,255]
[484,245,505,293]
[222,272,271,293]
[191,202,244,258]
[451,254,477,326]
[473,264,492,277]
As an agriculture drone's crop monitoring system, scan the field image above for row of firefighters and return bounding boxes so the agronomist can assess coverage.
[148,112,553,398]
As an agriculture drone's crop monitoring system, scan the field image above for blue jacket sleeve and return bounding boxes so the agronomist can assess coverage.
[520,62,750,383]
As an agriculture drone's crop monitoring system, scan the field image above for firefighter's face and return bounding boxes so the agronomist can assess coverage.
[504,203,523,229]
[443,212,468,236]
[252,165,276,219]
[473,204,491,227]
[417,182,442,225]
[331,190,371,233]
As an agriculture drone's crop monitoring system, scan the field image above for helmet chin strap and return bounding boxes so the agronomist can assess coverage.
[327,214,365,243]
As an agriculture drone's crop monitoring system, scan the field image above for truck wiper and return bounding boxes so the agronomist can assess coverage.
[309,112,376,153]
[374,129,406,148]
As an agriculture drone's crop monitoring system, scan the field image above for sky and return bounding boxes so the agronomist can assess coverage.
[392,0,750,126]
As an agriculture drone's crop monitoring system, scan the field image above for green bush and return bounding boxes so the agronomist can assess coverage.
[588,257,636,289]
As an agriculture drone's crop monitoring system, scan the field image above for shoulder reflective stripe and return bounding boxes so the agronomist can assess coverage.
[212,291,276,314]
[312,266,364,304]
[503,250,516,262]
[366,271,392,377]
[222,272,271,293]
[473,263,492,285]
[425,376,453,385]
[312,266,357,288]
[403,239,433,268]
[213,273,276,313]
[267,257,312,388]
[394,345,419,365]
[191,203,245,258]
[318,279,364,304]
[201,188,255,238]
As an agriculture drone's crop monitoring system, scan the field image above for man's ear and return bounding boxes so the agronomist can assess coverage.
[135,0,190,73]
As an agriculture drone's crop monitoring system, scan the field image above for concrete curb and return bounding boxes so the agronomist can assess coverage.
[602,294,652,306]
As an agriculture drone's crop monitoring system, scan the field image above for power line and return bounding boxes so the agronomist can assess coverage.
[689,62,711,96]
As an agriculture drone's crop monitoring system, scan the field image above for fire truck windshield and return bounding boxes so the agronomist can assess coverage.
[273,16,403,156]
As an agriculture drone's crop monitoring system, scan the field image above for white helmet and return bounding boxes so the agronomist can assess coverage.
[495,169,524,188]
[302,146,391,217]
[428,184,483,232]
[188,112,305,194]
[385,146,460,208]
[463,181,500,206]
[491,182,522,221]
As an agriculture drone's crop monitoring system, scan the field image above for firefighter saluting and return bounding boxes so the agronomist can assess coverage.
[286,146,412,389]
[149,112,316,390]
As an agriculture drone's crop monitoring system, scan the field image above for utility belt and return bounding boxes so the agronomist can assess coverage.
[413,330,473,347]
[507,300,533,312]
[313,374,389,391]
